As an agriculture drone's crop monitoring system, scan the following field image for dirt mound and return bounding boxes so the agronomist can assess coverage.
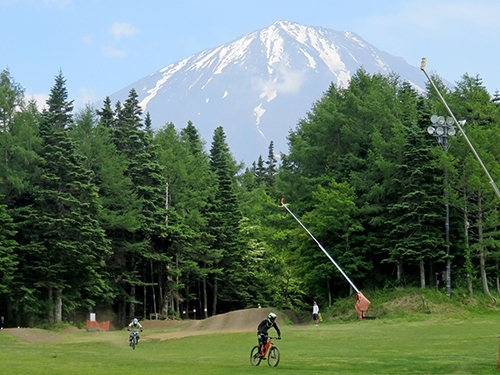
[283,309,309,324]
[0,308,305,343]
[2,328,61,343]
[144,307,293,341]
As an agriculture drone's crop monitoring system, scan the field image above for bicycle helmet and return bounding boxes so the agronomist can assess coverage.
[268,312,277,321]
[132,318,138,325]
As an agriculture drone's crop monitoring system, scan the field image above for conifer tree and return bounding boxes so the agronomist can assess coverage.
[0,70,41,324]
[208,126,247,314]
[265,141,278,190]
[447,74,500,296]
[27,72,111,323]
[110,89,167,321]
[0,200,17,295]
[73,104,142,320]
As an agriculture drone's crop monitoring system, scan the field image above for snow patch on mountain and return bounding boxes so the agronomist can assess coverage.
[108,20,429,166]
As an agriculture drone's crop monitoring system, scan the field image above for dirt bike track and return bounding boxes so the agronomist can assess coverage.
[1,307,307,344]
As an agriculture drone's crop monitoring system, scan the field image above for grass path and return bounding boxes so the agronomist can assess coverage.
[1,316,500,374]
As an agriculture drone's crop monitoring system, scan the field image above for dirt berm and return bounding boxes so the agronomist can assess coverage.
[143,307,305,341]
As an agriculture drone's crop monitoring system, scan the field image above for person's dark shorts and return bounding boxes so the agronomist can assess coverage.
[313,313,318,320]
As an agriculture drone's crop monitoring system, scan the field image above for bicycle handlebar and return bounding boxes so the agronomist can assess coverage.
[269,336,281,340]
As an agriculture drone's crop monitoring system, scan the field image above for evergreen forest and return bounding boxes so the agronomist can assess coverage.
[1,67,500,328]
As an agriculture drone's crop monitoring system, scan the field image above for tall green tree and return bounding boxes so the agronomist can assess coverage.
[0,70,41,325]
[447,74,500,296]
[0,199,17,295]
[110,89,167,323]
[26,72,112,323]
[72,104,142,321]
[300,179,368,300]
[208,126,247,314]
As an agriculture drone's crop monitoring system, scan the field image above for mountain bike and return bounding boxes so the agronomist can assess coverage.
[250,336,281,367]
[129,331,139,350]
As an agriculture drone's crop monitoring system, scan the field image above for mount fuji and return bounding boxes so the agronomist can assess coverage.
[107,20,427,166]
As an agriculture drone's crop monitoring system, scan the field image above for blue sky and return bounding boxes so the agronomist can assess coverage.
[2,0,499,110]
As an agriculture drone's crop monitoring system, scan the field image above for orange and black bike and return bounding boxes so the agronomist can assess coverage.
[250,336,281,367]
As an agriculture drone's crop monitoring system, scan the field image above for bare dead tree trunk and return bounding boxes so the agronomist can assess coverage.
[477,193,491,296]
[161,286,170,317]
[175,253,180,316]
[327,280,332,307]
[396,260,403,284]
[130,253,136,319]
[151,259,157,314]
[463,189,474,297]
[143,284,147,319]
[420,259,426,289]
[48,285,54,324]
[130,284,136,319]
[185,274,190,319]
[54,288,62,323]
[159,262,163,314]
[212,276,218,316]
[203,278,208,319]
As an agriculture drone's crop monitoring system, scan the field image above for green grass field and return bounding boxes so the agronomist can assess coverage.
[1,315,500,375]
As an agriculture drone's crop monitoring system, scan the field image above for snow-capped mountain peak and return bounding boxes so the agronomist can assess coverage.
[108,21,426,165]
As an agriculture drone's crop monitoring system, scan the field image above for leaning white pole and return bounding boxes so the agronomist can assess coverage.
[280,200,360,294]
[420,57,500,200]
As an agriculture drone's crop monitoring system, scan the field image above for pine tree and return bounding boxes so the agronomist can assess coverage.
[0,70,42,324]
[265,141,278,190]
[110,90,168,322]
[0,199,17,295]
[208,126,247,314]
[27,72,112,323]
[73,103,143,322]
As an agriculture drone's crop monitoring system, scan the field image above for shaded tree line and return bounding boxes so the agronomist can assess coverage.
[1,67,500,328]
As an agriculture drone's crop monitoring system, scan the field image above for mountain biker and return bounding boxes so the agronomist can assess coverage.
[257,312,281,358]
[127,318,143,344]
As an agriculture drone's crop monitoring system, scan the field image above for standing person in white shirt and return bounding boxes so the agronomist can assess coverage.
[312,301,319,326]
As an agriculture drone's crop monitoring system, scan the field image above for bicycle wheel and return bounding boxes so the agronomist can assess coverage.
[130,336,136,350]
[267,346,280,367]
[250,345,262,366]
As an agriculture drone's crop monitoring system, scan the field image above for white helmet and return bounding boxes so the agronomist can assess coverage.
[268,312,277,321]
[133,318,138,325]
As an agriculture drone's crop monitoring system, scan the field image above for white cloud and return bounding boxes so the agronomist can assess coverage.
[78,88,99,107]
[102,46,126,58]
[111,22,139,40]
[27,93,49,111]
[254,53,307,102]
[82,35,93,44]
[371,2,500,35]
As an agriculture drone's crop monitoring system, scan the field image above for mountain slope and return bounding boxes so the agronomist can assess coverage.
[108,20,427,166]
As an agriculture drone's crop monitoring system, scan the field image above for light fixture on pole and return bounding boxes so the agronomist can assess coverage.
[421,57,500,201]
[427,115,456,151]
[427,115,456,298]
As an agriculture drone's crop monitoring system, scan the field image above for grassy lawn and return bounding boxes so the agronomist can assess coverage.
[1,316,500,374]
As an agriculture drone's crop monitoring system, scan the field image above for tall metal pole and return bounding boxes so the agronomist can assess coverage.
[420,57,500,201]
[280,200,361,294]
[422,57,500,298]
[444,165,451,298]
[428,116,453,298]
[441,131,451,298]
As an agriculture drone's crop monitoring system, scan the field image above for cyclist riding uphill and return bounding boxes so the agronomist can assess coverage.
[257,312,281,358]
[127,318,143,343]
